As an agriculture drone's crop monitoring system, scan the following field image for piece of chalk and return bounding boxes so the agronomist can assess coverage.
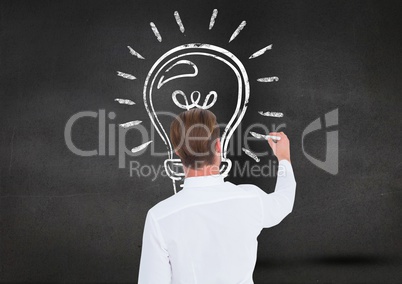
[249,131,281,141]
[266,135,281,141]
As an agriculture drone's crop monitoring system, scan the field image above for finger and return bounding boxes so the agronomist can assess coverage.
[267,137,275,149]
[279,131,287,137]
[269,132,280,138]
[269,132,281,142]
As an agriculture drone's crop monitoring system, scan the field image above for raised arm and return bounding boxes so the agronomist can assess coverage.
[259,132,297,228]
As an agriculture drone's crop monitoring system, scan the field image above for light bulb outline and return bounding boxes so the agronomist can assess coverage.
[143,43,250,192]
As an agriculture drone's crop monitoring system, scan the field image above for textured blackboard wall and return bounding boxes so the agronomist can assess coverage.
[1,0,402,283]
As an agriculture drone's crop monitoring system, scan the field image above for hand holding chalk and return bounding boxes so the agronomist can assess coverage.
[267,132,291,162]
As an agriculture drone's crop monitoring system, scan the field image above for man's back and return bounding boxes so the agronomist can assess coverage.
[138,160,296,284]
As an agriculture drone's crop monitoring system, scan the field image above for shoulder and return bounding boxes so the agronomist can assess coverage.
[223,181,265,199]
[236,183,259,190]
[235,183,267,200]
[147,190,188,220]
[236,183,262,193]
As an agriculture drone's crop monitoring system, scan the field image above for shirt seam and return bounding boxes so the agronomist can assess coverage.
[255,189,265,229]
[149,211,169,252]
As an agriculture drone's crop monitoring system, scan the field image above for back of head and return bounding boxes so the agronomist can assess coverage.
[170,109,220,169]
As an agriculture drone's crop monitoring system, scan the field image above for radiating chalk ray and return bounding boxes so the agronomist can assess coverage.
[249,44,273,59]
[209,9,218,30]
[229,21,246,43]
[257,76,279,83]
[119,120,142,128]
[127,46,145,59]
[150,22,162,42]
[249,131,266,139]
[258,111,284,118]
[131,141,153,153]
[114,98,135,105]
[174,11,185,33]
[242,147,260,162]
[117,71,136,80]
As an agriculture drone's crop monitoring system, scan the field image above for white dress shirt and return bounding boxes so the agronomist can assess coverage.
[138,160,296,284]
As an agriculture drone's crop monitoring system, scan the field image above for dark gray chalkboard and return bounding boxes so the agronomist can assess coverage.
[1,0,402,283]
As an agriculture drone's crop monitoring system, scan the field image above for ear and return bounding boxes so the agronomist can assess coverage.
[215,138,221,154]
[174,150,181,158]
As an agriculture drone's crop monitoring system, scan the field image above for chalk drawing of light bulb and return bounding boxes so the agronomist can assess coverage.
[143,43,250,193]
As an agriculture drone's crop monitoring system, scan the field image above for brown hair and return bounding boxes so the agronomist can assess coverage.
[170,109,220,168]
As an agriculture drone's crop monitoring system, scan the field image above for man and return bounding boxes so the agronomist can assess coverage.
[138,109,296,284]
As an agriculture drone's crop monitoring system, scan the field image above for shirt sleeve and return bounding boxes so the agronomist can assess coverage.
[255,159,297,228]
[138,210,172,284]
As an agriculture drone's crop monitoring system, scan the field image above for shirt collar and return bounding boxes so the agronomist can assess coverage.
[182,174,225,189]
